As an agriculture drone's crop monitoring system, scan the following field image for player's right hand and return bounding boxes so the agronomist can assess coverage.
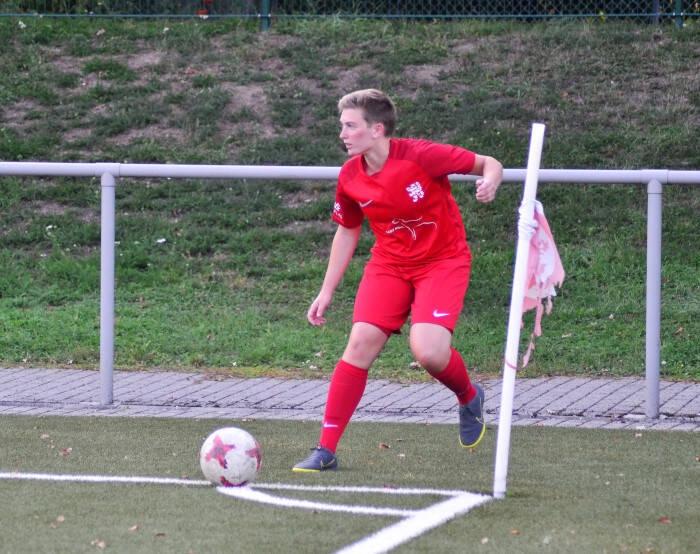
[307,293,331,326]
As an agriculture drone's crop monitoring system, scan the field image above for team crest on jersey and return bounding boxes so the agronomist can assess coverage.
[406,181,425,203]
[333,201,342,220]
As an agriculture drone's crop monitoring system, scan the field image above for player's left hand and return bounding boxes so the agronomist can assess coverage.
[475,179,498,203]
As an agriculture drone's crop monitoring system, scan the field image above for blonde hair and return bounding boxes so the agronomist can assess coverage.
[337,89,397,136]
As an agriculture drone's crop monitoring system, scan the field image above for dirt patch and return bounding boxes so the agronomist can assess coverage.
[125,48,166,71]
[30,201,99,223]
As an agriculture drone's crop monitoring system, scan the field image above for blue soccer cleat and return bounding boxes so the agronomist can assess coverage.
[459,383,486,449]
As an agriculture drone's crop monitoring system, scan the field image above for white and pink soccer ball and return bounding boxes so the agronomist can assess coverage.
[199,427,261,487]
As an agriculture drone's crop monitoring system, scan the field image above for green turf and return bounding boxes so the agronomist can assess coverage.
[1,415,697,553]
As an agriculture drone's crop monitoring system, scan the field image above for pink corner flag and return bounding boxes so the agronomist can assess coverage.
[522,201,565,366]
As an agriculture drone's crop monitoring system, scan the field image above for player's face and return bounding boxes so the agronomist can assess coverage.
[339,108,377,157]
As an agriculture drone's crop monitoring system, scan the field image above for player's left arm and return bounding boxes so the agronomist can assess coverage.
[471,154,503,204]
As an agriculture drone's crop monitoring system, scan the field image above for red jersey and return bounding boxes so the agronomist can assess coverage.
[333,138,476,264]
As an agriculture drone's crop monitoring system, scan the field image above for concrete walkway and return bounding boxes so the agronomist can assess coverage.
[1,367,697,431]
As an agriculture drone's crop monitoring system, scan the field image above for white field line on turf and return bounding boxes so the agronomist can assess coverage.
[0,471,210,486]
[253,482,470,497]
[1,473,470,498]
[0,472,478,516]
[335,492,492,554]
[219,485,418,517]
[3,471,491,551]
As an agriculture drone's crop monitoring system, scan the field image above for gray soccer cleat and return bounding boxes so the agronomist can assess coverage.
[292,446,339,472]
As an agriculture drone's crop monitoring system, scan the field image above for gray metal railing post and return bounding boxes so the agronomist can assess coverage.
[260,0,271,31]
[99,171,117,406]
[645,179,663,418]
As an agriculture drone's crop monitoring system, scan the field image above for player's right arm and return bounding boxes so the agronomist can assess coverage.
[307,224,362,326]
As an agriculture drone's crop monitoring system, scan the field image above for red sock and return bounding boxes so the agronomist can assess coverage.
[318,360,368,453]
[432,348,476,405]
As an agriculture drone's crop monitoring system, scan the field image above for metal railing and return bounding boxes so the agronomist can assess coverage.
[1,160,698,419]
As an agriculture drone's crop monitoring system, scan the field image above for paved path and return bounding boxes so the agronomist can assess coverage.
[1,367,697,431]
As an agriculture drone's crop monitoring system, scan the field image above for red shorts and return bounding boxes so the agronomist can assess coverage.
[353,255,471,334]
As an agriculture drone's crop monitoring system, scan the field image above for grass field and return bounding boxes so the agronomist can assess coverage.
[0,17,697,381]
[1,415,698,553]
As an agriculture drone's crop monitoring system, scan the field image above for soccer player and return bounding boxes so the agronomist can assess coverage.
[293,89,503,472]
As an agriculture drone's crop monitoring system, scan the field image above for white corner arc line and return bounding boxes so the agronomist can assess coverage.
[253,482,468,497]
[218,485,417,518]
[334,492,492,554]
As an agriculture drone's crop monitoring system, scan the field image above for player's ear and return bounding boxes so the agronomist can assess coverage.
[371,122,385,138]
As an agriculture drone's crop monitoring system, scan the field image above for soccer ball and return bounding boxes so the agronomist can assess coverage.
[199,427,261,487]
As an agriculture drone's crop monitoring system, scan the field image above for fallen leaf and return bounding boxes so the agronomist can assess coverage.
[40,434,50,440]
[129,524,140,532]
[657,517,672,524]
[56,515,65,523]
[673,327,684,335]
[91,539,106,549]
[510,529,520,535]
[379,443,391,449]
[59,448,72,456]
[156,532,166,537]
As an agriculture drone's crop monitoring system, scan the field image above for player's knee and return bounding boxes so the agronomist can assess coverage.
[411,346,449,375]
[342,324,388,367]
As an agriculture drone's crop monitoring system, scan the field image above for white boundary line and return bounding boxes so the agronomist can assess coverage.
[0,472,472,498]
[0,471,210,486]
[218,485,418,517]
[1,472,492,552]
[253,482,470,497]
[335,492,491,554]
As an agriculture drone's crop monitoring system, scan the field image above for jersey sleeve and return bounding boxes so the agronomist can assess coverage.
[332,164,364,228]
[332,189,364,228]
[408,139,476,178]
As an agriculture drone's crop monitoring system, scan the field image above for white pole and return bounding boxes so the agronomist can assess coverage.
[493,123,546,499]
[99,172,116,406]
[645,179,663,418]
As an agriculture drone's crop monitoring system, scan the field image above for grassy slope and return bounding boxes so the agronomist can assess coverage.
[0,17,697,380]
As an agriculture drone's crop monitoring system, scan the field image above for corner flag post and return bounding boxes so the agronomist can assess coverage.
[493,123,546,500]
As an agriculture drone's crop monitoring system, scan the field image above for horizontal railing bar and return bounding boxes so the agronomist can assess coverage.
[0,162,698,185]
